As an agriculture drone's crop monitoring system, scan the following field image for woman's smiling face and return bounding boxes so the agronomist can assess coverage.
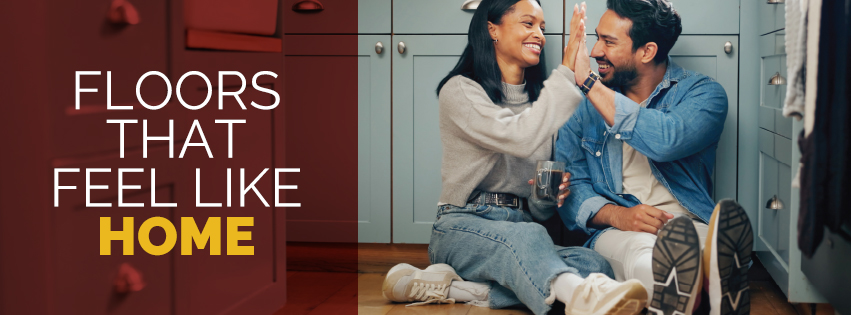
[488,0,547,70]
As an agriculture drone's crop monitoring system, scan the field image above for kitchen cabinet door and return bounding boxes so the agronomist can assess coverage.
[575,35,740,204]
[284,35,391,243]
[570,0,739,35]
[394,0,564,35]
[669,36,740,204]
[167,0,288,313]
[173,85,286,315]
[392,35,563,244]
[357,36,393,243]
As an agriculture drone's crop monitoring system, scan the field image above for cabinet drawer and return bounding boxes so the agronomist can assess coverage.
[759,106,776,133]
[394,0,563,34]
[759,31,786,56]
[759,154,791,267]
[575,0,739,35]
[284,0,391,34]
[759,128,775,157]
[51,151,177,315]
[47,0,170,158]
[759,0,786,35]
[760,32,788,139]
[774,133,792,166]
[762,55,784,110]
[775,110,793,138]
[54,190,174,315]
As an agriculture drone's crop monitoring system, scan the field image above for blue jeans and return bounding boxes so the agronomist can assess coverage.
[429,203,615,315]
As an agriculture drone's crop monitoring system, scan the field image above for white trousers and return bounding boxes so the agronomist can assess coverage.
[593,214,708,301]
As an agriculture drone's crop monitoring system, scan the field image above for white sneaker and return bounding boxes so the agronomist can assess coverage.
[566,273,647,315]
[381,263,463,306]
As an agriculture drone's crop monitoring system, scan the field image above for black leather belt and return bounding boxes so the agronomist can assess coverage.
[468,192,527,209]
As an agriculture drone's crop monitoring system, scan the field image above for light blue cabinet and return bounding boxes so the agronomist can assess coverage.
[394,0,564,34]
[669,36,739,202]
[359,35,393,243]
[392,35,564,243]
[573,34,740,203]
[758,0,786,35]
[359,0,392,33]
[568,0,740,35]
[753,30,826,303]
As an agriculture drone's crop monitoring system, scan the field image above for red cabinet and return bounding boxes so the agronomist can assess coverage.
[0,0,287,313]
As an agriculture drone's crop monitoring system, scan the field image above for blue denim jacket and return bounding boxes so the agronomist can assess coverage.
[554,57,728,248]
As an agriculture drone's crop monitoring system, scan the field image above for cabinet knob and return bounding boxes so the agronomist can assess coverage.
[724,41,733,54]
[292,0,324,12]
[375,42,384,54]
[461,0,481,11]
[114,263,146,294]
[107,0,140,25]
[767,0,784,4]
[398,41,407,54]
[765,195,784,210]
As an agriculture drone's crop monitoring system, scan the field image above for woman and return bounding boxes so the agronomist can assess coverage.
[382,1,646,314]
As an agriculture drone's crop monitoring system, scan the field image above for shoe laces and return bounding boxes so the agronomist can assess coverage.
[406,282,456,307]
[580,274,613,302]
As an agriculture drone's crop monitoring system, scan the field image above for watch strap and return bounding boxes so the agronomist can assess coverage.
[580,71,600,94]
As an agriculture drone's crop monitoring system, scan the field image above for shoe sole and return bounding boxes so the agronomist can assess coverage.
[706,199,753,315]
[568,279,647,315]
[649,216,702,315]
[600,282,647,315]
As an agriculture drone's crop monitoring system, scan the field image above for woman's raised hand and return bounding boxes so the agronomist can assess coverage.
[562,2,587,71]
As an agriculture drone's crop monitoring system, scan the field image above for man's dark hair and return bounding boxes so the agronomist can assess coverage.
[607,0,682,64]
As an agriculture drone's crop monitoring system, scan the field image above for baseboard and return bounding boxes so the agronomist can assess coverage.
[286,242,429,273]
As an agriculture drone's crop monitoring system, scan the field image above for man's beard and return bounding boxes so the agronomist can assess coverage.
[599,58,638,87]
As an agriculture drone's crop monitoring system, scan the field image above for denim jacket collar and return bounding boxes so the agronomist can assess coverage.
[613,57,685,104]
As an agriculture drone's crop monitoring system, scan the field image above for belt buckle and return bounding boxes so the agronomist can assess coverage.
[495,194,518,208]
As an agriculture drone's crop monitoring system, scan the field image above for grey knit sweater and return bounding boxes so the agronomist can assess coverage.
[438,65,584,221]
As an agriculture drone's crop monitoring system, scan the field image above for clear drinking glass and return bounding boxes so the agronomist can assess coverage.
[531,160,566,205]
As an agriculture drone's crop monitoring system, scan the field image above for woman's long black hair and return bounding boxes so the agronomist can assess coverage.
[436,0,547,103]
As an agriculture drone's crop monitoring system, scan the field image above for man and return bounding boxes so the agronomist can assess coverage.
[556,1,753,315]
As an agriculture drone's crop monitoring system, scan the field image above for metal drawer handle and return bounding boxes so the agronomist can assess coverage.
[375,42,384,54]
[398,41,407,54]
[462,0,481,11]
[766,195,784,210]
[768,72,787,85]
[767,0,784,4]
[724,41,733,54]
[292,0,324,12]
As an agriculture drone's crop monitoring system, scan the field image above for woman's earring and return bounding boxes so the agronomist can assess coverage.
[493,39,498,43]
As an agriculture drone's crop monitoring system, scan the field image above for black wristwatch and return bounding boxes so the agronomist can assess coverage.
[579,71,600,95]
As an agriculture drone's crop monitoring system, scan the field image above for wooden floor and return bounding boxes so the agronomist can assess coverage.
[275,243,835,315]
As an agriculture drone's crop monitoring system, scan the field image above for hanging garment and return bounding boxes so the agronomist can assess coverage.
[799,0,851,258]
[783,0,808,119]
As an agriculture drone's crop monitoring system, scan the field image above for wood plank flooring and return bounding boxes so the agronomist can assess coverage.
[274,243,834,315]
